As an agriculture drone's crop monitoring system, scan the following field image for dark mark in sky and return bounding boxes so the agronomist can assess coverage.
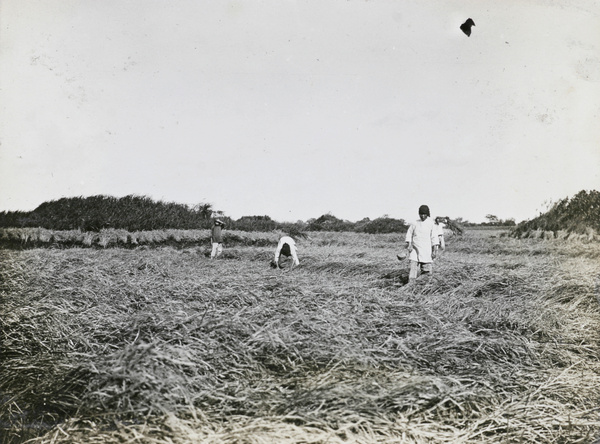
[460,18,475,37]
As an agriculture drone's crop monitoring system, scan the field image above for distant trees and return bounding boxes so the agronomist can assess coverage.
[482,214,516,227]
[451,215,515,228]
[233,216,278,232]
[0,195,214,231]
[355,217,408,234]
[193,203,214,220]
[15,190,597,237]
[17,192,590,236]
[0,198,411,234]
[307,214,355,232]
[485,214,499,225]
[306,214,408,233]
[512,190,600,236]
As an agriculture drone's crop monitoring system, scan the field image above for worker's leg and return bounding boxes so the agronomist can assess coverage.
[211,242,223,259]
[420,262,432,277]
[409,260,419,282]
[290,249,300,267]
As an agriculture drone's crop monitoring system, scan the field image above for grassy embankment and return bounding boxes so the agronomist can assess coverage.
[1,229,599,443]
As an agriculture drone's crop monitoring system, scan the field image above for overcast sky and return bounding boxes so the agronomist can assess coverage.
[1,0,598,223]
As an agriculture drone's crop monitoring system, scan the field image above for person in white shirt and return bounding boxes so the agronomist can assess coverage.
[273,235,300,270]
[404,205,439,282]
[434,217,446,252]
[210,219,225,259]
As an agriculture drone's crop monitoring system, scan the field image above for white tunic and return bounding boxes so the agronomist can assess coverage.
[275,236,300,265]
[434,222,445,250]
[405,218,439,263]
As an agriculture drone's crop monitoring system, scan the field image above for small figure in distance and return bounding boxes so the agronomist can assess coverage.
[404,205,439,283]
[434,216,447,253]
[210,219,225,259]
[271,234,300,270]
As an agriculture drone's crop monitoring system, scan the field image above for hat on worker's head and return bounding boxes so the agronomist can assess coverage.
[418,205,430,217]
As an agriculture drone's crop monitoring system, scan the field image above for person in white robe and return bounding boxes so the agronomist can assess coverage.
[434,217,446,252]
[404,205,439,282]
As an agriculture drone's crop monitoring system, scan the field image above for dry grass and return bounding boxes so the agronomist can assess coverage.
[1,230,599,443]
[0,228,281,249]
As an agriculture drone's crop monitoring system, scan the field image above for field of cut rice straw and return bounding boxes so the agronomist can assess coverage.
[1,229,600,443]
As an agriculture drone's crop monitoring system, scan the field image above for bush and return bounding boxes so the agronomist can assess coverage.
[233,216,277,232]
[356,217,408,234]
[0,195,214,231]
[512,190,600,237]
[306,214,355,232]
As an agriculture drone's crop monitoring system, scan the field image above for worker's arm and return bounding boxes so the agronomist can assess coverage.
[274,240,283,268]
[405,225,414,252]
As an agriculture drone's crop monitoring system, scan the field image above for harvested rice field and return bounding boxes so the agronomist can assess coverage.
[1,230,600,443]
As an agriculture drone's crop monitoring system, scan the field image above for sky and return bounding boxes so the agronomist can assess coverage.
[1,0,599,223]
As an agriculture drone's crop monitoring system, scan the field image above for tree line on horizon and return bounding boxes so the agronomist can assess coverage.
[0,195,411,234]
[2,191,596,236]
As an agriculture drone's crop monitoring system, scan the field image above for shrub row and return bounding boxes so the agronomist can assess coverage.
[0,195,213,231]
[0,196,410,235]
[512,190,600,237]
